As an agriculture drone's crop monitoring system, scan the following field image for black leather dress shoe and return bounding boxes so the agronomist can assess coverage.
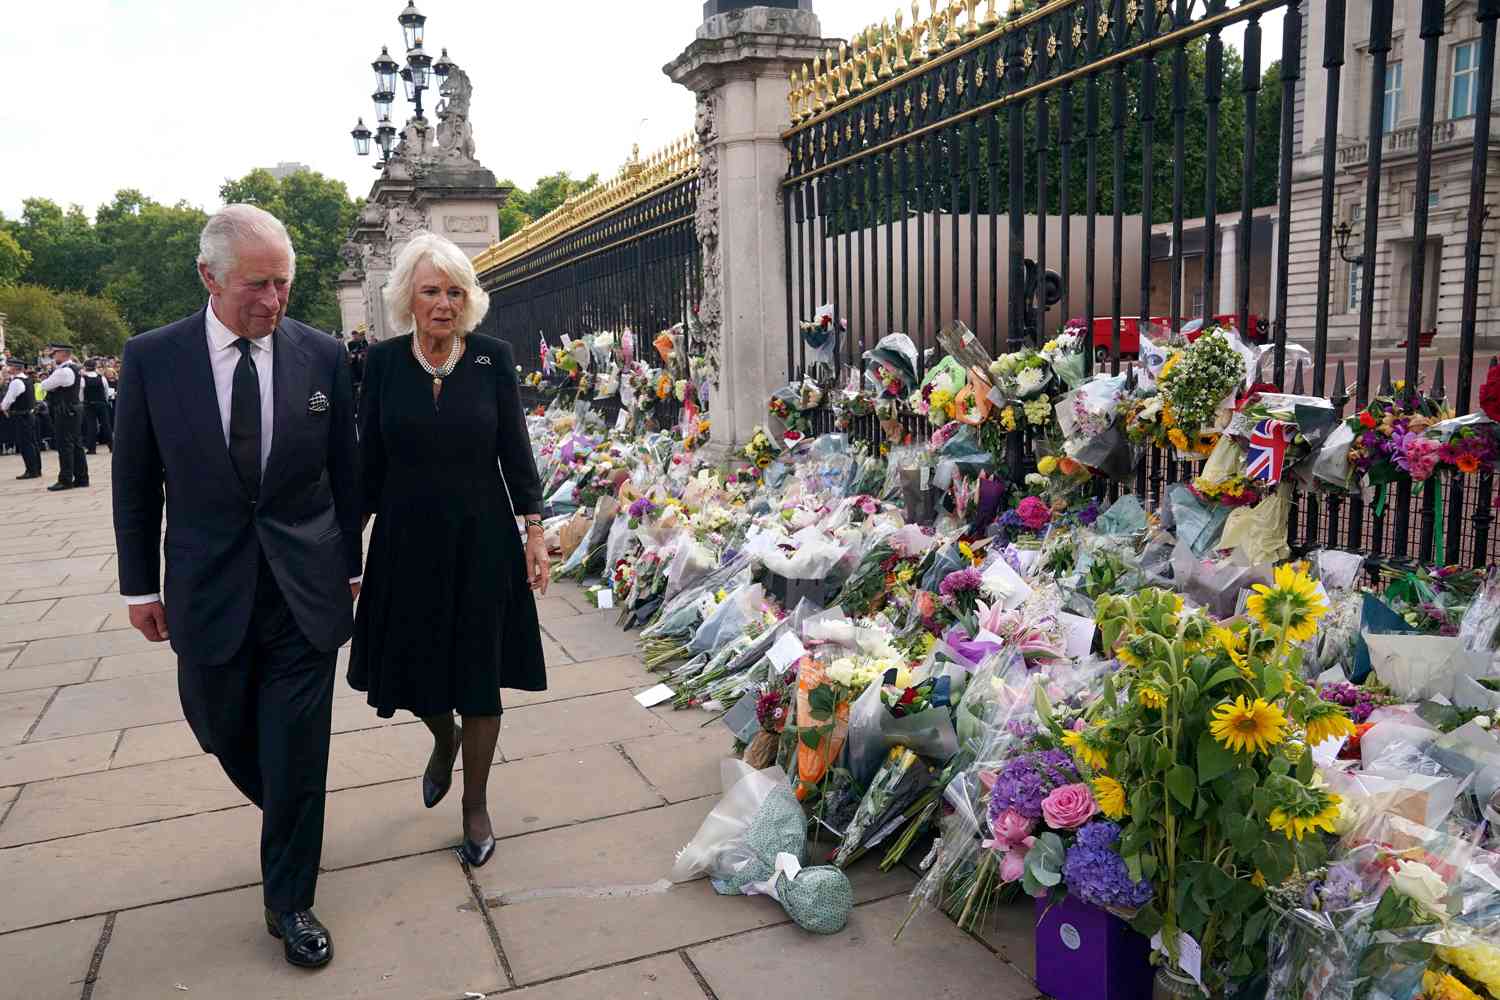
[15,472,40,480]
[460,832,496,868]
[265,908,333,968]
[422,720,461,809]
[46,482,73,491]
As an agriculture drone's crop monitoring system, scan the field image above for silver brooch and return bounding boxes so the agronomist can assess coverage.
[307,390,330,413]
[475,355,492,366]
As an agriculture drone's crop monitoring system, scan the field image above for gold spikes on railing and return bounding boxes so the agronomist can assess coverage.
[471,133,699,275]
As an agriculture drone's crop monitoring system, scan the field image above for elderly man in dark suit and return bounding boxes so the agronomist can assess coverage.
[112,204,361,970]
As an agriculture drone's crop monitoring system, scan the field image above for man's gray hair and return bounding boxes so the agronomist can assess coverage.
[197,204,297,284]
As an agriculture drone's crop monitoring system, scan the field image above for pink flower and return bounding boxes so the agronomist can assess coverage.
[999,837,1035,883]
[990,808,1037,846]
[1041,783,1099,830]
[1402,436,1441,481]
[915,590,937,620]
[857,495,879,515]
[1016,496,1053,531]
[977,769,999,793]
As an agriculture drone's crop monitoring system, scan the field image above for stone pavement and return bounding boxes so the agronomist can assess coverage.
[0,450,1042,1000]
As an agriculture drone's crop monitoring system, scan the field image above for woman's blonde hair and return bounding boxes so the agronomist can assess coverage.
[384,231,490,336]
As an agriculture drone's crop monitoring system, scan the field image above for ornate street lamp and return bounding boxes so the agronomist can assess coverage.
[350,117,373,157]
[371,46,399,97]
[432,47,452,81]
[352,5,453,167]
[398,1,426,50]
[1334,221,1364,269]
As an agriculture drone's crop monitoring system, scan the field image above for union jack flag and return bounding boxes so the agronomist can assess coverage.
[1246,418,1293,484]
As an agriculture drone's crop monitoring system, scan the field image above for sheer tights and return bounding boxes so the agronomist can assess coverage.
[421,713,499,844]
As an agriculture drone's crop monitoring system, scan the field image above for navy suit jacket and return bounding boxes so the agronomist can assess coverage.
[112,309,362,664]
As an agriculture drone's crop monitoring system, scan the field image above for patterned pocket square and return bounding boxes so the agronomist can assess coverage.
[308,391,330,414]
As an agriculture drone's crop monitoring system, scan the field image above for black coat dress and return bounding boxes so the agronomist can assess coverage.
[349,334,547,718]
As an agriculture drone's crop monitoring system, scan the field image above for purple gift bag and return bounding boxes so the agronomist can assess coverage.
[1034,895,1153,1000]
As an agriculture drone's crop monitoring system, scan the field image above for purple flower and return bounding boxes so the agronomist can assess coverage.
[989,750,1081,821]
[1076,498,1102,527]
[942,625,1004,667]
[1305,862,1364,912]
[1062,820,1154,910]
[628,497,657,519]
[939,568,983,598]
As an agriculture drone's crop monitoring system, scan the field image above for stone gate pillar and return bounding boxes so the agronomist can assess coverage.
[666,3,830,456]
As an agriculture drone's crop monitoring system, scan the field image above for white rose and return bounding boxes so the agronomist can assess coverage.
[1390,860,1449,917]
[826,659,857,688]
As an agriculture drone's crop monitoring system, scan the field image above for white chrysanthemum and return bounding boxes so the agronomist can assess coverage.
[1015,367,1045,396]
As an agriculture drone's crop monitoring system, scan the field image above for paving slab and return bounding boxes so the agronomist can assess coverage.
[505,653,657,709]
[975,897,1042,979]
[535,595,586,622]
[0,659,93,694]
[0,686,54,745]
[0,614,107,646]
[90,646,176,680]
[471,799,913,984]
[43,591,127,620]
[321,743,662,870]
[0,731,120,786]
[0,803,263,933]
[0,645,18,669]
[28,670,181,739]
[688,894,1038,1000]
[7,578,120,603]
[621,729,732,803]
[649,705,724,734]
[541,635,573,665]
[499,690,671,760]
[0,600,54,626]
[109,720,202,769]
[542,611,643,661]
[508,955,708,1000]
[14,627,152,670]
[7,555,110,587]
[92,853,503,1000]
[0,915,106,1000]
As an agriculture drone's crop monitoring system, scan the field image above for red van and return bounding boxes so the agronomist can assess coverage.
[1069,314,1269,362]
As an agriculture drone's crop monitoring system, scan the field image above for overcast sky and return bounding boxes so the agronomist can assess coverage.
[0,1,1282,221]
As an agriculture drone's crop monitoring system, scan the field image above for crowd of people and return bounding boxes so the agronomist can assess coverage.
[1,347,118,487]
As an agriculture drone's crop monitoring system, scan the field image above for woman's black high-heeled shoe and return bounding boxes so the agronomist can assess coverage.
[460,804,495,867]
[422,720,461,808]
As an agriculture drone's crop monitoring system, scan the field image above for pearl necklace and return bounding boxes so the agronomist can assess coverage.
[411,333,462,388]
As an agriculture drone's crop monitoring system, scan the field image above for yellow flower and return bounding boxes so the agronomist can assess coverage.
[1138,684,1167,710]
[1062,729,1109,771]
[1160,351,1182,380]
[1167,428,1190,451]
[1422,971,1481,1000]
[1037,455,1059,475]
[1437,941,1500,997]
[1210,696,1288,755]
[930,388,953,411]
[1211,626,1250,676]
[1304,705,1357,747]
[1115,643,1143,668]
[1092,776,1127,820]
[1267,792,1341,841]
[1250,870,1267,889]
[1246,564,1329,643]
[957,541,979,566]
[1000,407,1018,431]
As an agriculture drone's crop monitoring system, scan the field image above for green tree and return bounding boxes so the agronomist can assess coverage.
[95,190,210,334]
[3,199,108,294]
[56,291,130,357]
[0,229,29,286]
[0,284,68,361]
[496,181,530,241]
[218,168,360,331]
[520,171,600,220]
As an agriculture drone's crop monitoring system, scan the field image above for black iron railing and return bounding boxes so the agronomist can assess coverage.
[782,0,1500,566]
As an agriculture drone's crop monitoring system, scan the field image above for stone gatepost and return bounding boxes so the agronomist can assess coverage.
[666,3,831,457]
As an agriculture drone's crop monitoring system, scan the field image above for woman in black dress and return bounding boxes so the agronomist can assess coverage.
[350,232,549,867]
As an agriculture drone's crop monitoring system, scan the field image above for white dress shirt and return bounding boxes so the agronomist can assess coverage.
[205,301,274,473]
[125,304,357,605]
[1,377,23,414]
[39,363,77,392]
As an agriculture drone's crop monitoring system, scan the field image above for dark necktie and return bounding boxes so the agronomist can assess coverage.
[229,339,262,500]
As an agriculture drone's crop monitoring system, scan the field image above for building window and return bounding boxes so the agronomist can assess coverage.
[1383,62,1404,134]
[1452,42,1479,118]
[1351,203,1364,224]
[1348,261,1364,313]
[1428,190,1441,210]
[1190,287,1205,319]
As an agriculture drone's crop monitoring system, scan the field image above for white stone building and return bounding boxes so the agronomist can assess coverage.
[1287,0,1500,359]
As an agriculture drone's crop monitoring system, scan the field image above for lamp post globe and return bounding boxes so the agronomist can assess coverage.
[432,47,452,80]
[371,46,399,96]
[398,0,426,50]
[351,117,373,156]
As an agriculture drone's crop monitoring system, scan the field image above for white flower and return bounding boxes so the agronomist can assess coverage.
[1015,367,1045,396]
[1391,860,1449,917]
[826,658,858,688]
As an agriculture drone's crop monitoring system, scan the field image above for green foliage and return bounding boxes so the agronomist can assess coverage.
[0,284,69,360]
[2,199,108,295]
[495,172,601,241]
[95,190,210,335]
[0,229,30,286]
[56,291,130,357]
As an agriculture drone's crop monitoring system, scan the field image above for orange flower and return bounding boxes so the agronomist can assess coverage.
[1457,454,1482,474]
[1058,456,1082,476]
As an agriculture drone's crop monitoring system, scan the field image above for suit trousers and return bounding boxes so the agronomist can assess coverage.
[52,402,87,485]
[10,413,40,475]
[177,554,336,913]
[83,401,113,450]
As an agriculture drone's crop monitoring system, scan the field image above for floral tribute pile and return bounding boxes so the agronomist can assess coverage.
[523,315,1500,999]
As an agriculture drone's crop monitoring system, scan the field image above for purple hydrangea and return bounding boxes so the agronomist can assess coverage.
[989,750,1080,821]
[1063,820,1154,910]
[939,567,983,598]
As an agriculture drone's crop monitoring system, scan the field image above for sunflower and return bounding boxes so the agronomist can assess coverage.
[1303,704,1358,747]
[1211,626,1249,675]
[1137,684,1167,710]
[1092,776,1127,820]
[1167,428,1190,451]
[1062,728,1109,771]
[1246,564,1329,642]
[1267,790,1342,841]
[1210,695,1288,755]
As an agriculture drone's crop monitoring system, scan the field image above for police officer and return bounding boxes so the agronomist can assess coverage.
[1,359,42,479]
[81,359,113,453]
[39,343,88,490]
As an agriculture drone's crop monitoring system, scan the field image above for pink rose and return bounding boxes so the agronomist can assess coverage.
[1041,783,1099,830]
[999,836,1035,883]
[915,591,937,620]
[990,808,1036,846]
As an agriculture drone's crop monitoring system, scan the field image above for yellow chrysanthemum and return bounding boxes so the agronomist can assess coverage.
[1437,941,1500,997]
[1000,407,1018,431]
[1138,684,1167,710]
[1062,729,1109,771]
[1210,696,1288,755]
[1267,793,1341,841]
[1092,776,1127,820]
[1304,707,1357,747]
[1160,351,1182,381]
[1037,455,1059,475]
[1421,971,1481,1000]
[1167,428,1190,451]
[1246,564,1329,642]
[1250,870,1267,889]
